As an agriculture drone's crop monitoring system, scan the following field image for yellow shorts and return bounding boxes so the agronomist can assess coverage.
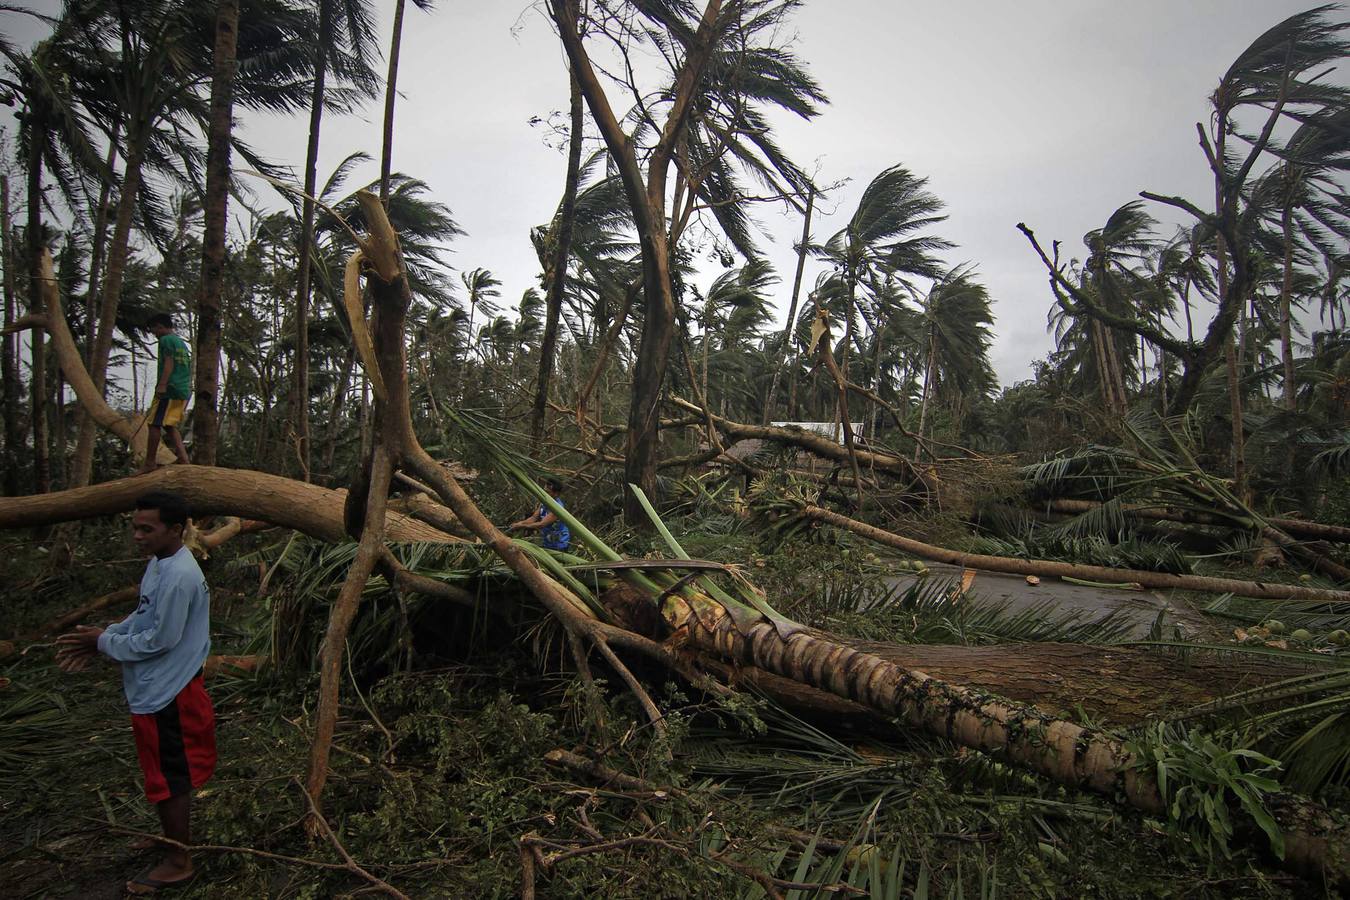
[149,396,187,429]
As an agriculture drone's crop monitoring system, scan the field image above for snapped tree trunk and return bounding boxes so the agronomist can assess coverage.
[1041,498,1350,545]
[0,464,460,544]
[193,0,241,468]
[652,590,1348,883]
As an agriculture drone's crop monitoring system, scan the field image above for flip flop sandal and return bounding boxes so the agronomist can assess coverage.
[125,867,197,895]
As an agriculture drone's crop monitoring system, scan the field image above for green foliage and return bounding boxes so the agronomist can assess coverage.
[1127,723,1285,861]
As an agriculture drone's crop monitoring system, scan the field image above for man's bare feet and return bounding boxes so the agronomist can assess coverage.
[126,857,194,894]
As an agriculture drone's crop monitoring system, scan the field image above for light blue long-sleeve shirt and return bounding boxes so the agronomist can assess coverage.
[98,545,211,715]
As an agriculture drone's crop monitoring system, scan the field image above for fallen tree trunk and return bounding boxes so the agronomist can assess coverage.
[653,590,1349,885]
[669,395,925,484]
[804,506,1350,604]
[699,642,1308,728]
[0,466,462,544]
[849,641,1306,724]
[1042,498,1350,544]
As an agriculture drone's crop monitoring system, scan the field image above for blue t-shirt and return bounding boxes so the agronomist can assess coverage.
[98,545,211,714]
[540,498,570,551]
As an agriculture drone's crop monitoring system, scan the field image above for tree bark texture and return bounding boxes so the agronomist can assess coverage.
[660,591,1348,884]
[193,0,241,467]
[0,464,458,544]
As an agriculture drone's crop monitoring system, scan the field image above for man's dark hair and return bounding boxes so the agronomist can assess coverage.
[147,312,174,329]
[135,491,190,528]
[545,477,564,494]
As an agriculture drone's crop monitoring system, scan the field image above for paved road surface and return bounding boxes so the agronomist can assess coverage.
[886,562,1217,640]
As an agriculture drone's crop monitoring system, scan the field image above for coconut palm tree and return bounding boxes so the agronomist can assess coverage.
[1081,201,1158,416]
[193,0,240,467]
[550,0,825,526]
[695,259,776,416]
[460,268,501,360]
[1198,3,1347,497]
[45,0,316,487]
[811,165,951,391]
[913,266,995,456]
[292,0,382,479]
[809,164,950,460]
[1250,107,1350,411]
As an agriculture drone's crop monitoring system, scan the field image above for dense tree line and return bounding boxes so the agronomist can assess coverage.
[0,1,1344,526]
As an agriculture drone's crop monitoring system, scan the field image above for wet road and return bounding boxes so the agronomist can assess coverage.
[885,562,1217,639]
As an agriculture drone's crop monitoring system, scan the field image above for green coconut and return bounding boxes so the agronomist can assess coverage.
[1328,629,1349,646]
[1263,620,1286,635]
[1289,628,1314,643]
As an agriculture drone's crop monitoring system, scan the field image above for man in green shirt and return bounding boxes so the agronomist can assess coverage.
[138,313,192,475]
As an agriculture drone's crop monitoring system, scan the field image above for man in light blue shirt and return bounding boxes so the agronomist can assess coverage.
[57,491,215,895]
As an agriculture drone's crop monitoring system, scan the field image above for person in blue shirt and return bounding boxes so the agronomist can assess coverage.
[56,491,214,895]
[509,477,571,551]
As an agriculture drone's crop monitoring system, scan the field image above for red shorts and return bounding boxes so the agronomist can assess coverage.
[131,674,217,803]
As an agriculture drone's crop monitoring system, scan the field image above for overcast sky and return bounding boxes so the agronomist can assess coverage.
[11,1,1347,387]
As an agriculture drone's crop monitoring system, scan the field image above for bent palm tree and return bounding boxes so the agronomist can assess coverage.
[913,266,995,455]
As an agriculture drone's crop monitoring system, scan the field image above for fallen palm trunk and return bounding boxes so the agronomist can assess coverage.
[1042,498,1350,545]
[0,466,462,544]
[748,641,1305,726]
[803,506,1350,604]
[654,591,1349,884]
